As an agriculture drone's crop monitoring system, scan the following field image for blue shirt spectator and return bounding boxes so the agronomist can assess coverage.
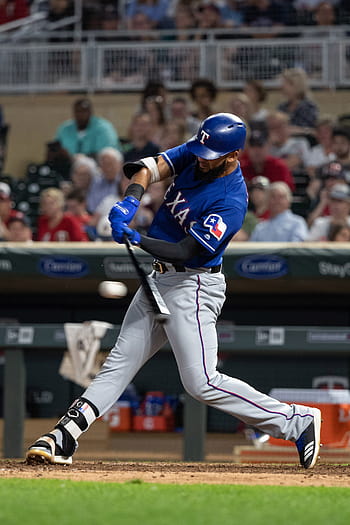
[249,181,308,241]
[126,0,171,27]
[86,147,124,213]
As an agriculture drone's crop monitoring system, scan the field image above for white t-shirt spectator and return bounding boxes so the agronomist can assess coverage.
[270,137,310,167]
[306,144,336,169]
[307,216,350,241]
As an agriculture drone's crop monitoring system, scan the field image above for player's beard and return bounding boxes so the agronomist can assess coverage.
[194,159,228,182]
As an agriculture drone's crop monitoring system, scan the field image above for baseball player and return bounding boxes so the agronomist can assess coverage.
[26,113,321,469]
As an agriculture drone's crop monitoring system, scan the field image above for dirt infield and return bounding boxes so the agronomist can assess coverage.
[1,460,350,487]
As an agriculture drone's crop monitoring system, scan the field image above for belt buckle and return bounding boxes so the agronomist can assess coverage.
[152,261,166,274]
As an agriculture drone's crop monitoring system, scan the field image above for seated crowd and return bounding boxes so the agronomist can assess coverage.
[1,1,350,33]
[0,71,350,244]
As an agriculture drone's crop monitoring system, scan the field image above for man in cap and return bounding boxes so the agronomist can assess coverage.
[307,161,349,226]
[307,183,350,241]
[240,125,295,191]
[0,182,24,240]
[6,215,33,242]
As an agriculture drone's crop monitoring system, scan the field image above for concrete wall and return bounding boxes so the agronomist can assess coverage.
[1,89,349,179]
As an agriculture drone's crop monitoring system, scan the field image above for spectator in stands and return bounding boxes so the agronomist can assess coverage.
[307,183,350,241]
[6,215,33,242]
[227,93,253,124]
[243,79,269,122]
[242,0,292,36]
[142,95,167,146]
[306,126,350,206]
[47,0,74,25]
[170,2,197,40]
[312,1,337,27]
[158,121,186,150]
[267,111,310,175]
[249,182,308,242]
[193,2,225,38]
[248,175,271,221]
[65,188,91,231]
[99,2,120,32]
[0,0,29,25]
[86,147,124,214]
[331,126,350,180]
[0,182,24,240]
[140,80,169,116]
[125,0,172,29]
[231,211,259,242]
[70,154,99,196]
[306,116,336,179]
[122,112,160,163]
[165,5,198,80]
[55,98,121,158]
[170,97,200,138]
[327,221,350,242]
[219,0,244,27]
[45,139,72,181]
[190,78,218,121]
[240,125,295,190]
[36,187,88,241]
[306,161,348,225]
[277,68,319,136]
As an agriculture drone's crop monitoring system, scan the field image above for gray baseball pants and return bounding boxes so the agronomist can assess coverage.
[84,269,314,441]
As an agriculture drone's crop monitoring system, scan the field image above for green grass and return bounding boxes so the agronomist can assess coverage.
[0,479,349,525]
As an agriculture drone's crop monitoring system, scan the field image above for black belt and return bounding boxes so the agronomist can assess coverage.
[152,261,221,274]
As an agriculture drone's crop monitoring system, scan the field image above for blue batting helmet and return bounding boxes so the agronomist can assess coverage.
[186,113,246,160]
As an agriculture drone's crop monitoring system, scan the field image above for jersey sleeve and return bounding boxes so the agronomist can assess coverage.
[160,143,195,177]
[189,205,246,253]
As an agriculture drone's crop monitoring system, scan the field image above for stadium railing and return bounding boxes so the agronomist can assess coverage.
[0,29,349,92]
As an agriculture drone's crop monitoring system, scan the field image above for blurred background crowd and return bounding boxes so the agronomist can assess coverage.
[0,1,350,245]
[1,0,350,32]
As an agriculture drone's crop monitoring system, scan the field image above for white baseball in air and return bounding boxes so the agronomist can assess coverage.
[98,281,128,299]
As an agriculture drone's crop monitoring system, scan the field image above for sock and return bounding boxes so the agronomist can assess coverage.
[54,397,99,456]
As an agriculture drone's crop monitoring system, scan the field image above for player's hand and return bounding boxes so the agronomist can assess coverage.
[122,225,141,245]
[108,196,140,228]
[111,222,141,245]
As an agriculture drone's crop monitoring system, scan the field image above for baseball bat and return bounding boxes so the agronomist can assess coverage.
[123,235,170,324]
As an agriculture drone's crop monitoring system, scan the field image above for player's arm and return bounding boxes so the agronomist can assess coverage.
[108,156,171,227]
[138,234,205,263]
[123,156,171,200]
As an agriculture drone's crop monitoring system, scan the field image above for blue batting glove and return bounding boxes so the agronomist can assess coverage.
[111,220,127,244]
[122,224,141,246]
[111,223,141,245]
[108,196,140,228]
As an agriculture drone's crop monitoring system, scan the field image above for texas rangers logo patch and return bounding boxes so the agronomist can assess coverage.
[204,214,227,240]
[199,130,210,144]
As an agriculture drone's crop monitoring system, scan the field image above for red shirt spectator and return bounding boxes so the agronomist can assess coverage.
[36,187,88,242]
[37,213,88,242]
[240,128,295,191]
[0,0,29,25]
[0,181,24,240]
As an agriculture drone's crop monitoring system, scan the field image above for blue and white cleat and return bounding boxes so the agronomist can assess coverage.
[295,408,322,469]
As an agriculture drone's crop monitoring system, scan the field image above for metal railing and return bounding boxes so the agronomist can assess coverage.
[0,33,349,92]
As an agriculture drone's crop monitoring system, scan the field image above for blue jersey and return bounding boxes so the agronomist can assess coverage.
[147,143,248,268]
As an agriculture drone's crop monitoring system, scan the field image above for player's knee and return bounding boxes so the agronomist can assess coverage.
[182,372,223,402]
[182,377,212,402]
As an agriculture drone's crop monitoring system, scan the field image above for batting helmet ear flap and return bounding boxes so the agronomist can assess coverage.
[186,113,247,160]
